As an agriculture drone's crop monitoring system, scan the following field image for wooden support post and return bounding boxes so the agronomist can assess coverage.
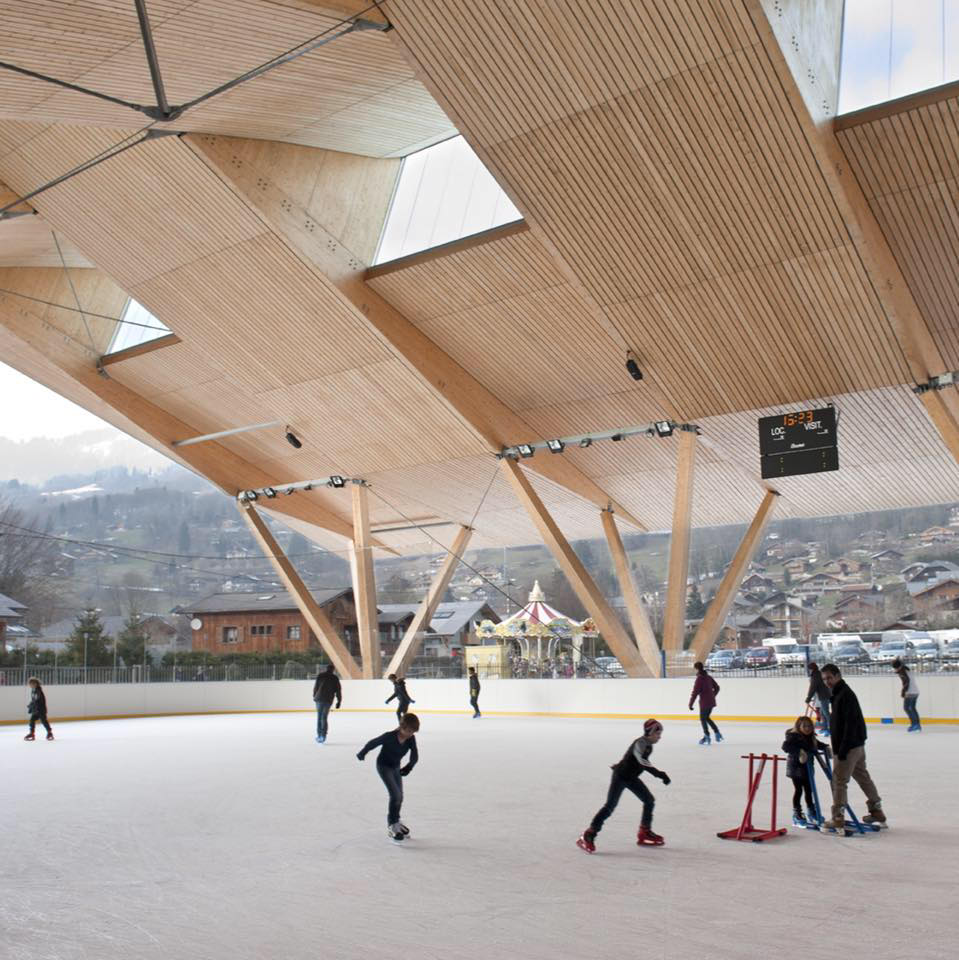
[385,525,472,677]
[238,501,362,678]
[500,458,653,678]
[690,491,779,663]
[663,429,697,653]
[350,481,380,678]
[601,508,661,676]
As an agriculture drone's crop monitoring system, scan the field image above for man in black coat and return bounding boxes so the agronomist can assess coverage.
[821,664,885,829]
[312,664,342,743]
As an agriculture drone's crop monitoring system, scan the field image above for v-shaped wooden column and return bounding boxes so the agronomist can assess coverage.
[501,458,653,678]
[385,524,472,677]
[350,481,380,678]
[662,429,697,653]
[239,501,362,678]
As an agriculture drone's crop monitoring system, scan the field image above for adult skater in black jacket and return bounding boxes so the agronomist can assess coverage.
[385,674,414,721]
[311,664,342,743]
[357,713,420,842]
[468,667,481,718]
[24,677,53,741]
[577,718,670,852]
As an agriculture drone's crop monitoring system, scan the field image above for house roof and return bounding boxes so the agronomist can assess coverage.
[377,602,499,637]
[731,614,774,629]
[184,589,353,616]
[0,592,27,619]
[913,579,959,599]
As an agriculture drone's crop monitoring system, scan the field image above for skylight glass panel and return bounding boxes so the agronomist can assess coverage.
[839,0,959,114]
[106,299,171,354]
[374,136,522,265]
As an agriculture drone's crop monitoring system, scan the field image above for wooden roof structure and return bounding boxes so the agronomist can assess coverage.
[1,0,958,564]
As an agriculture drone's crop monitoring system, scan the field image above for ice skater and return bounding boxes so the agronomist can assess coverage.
[781,715,829,825]
[24,677,53,741]
[892,658,921,731]
[576,718,670,853]
[820,664,886,830]
[386,673,414,721]
[805,661,831,735]
[312,664,342,743]
[689,661,722,744]
[468,666,481,718]
[357,713,420,842]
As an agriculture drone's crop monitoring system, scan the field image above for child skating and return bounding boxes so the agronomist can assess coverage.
[385,674,414,721]
[357,713,420,843]
[689,661,722,744]
[577,718,670,853]
[468,667,481,718]
[24,677,53,741]
[781,715,829,825]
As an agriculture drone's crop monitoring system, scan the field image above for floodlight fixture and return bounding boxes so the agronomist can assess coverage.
[625,351,643,381]
[654,421,673,437]
[285,428,303,449]
[547,439,565,453]
[263,487,277,499]
[611,433,623,442]
[243,490,258,502]
[283,487,296,496]
[517,444,535,458]
[329,475,346,488]
[579,438,593,448]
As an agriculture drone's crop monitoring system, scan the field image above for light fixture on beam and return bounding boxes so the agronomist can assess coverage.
[654,421,674,437]
[579,438,592,448]
[625,350,643,381]
[285,428,303,449]
[236,474,360,502]
[499,418,700,459]
[329,476,346,488]
[263,487,277,499]
[517,444,535,458]
[546,439,565,453]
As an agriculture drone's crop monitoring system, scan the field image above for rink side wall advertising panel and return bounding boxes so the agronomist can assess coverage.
[2,676,959,725]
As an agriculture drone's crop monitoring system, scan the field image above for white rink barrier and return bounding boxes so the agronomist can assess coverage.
[2,675,959,725]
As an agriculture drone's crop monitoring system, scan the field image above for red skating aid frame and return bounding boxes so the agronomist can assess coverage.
[717,753,788,843]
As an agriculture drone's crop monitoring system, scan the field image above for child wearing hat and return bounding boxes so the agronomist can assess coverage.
[577,718,670,852]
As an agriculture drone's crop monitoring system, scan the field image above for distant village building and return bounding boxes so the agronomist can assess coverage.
[914,579,959,614]
[795,573,843,597]
[919,526,959,545]
[904,561,959,595]
[0,592,29,650]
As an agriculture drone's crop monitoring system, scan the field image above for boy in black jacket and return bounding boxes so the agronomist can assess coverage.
[385,674,414,721]
[577,718,670,852]
[468,667,481,718]
[821,664,885,829]
[24,677,53,741]
[357,713,420,842]
[312,664,342,743]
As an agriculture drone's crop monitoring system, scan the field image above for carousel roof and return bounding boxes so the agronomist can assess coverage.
[493,581,593,636]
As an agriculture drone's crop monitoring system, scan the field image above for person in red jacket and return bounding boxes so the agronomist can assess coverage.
[689,661,722,745]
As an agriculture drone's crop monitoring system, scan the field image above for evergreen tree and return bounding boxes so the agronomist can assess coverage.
[178,521,191,556]
[686,584,707,619]
[64,608,113,666]
[116,609,152,666]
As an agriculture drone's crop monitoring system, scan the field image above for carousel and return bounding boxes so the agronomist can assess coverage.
[476,581,597,676]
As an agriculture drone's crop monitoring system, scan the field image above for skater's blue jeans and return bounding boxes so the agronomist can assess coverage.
[818,696,831,732]
[315,701,332,739]
[700,706,720,738]
[377,761,404,826]
[903,695,920,728]
[470,695,480,717]
[590,773,655,833]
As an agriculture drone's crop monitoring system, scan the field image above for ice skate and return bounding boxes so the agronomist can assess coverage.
[576,830,596,854]
[863,807,888,829]
[45,731,54,741]
[388,823,406,843]
[396,821,410,837]
[637,826,664,846]
[822,816,851,835]
[23,732,35,741]
[792,807,806,825]
[698,735,711,746]
[806,807,819,825]
[715,732,723,743]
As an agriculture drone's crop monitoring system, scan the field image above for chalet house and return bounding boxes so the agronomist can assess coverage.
[919,526,959,545]
[377,602,500,658]
[914,579,959,614]
[0,592,27,649]
[727,614,775,647]
[783,556,809,576]
[905,562,959,595]
[834,591,885,623]
[871,549,904,570]
[762,596,812,639]
[740,573,775,593]
[795,573,842,597]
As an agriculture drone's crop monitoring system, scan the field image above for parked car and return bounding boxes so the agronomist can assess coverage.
[875,639,917,664]
[767,641,807,667]
[706,649,742,671]
[593,656,625,677]
[912,639,940,662]
[942,640,959,668]
[745,646,777,668]
[832,642,871,665]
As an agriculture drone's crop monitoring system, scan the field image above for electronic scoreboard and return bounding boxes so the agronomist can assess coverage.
[758,406,839,479]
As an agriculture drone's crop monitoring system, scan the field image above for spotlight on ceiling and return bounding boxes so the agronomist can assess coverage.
[243,490,259,502]
[654,421,673,437]
[611,433,624,442]
[546,439,565,454]
[285,429,303,449]
[625,351,643,381]
[283,487,296,496]
[517,444,535,458]
[263,487,277,499]
[329,476,346,488]
[579,437,593,448]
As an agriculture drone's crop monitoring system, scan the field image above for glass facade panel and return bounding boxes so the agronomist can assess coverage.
[374,136,522,265]
[106,299,171,354]
[840,0,959,113]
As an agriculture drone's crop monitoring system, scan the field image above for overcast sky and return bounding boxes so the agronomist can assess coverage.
[0,4,953,480]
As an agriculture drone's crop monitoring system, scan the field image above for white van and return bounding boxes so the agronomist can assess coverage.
[762,637,808,666]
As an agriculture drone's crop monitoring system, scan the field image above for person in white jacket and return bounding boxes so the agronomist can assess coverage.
[892,658,921,732]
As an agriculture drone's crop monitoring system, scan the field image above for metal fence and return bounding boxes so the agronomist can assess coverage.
[0,662,323,687]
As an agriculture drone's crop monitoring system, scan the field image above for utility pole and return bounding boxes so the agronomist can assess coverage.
[83,631,89,684]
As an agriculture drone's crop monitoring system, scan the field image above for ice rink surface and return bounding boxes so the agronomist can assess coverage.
[2,711,957,960]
